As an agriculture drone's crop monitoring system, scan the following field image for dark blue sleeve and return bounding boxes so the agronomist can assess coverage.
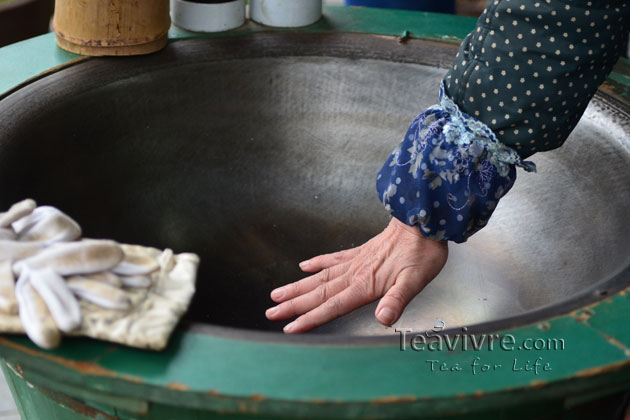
[376,0,628,243]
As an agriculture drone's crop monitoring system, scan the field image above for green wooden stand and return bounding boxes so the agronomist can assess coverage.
[0,6,629,419]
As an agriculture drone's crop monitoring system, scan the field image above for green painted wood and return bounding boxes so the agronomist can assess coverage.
[1,6,627,101]
[1,362,28,419]
[2,361,98,420]
[601,57,630,105]
[0,6,476,97]
[0,296,629,418]
[574,291,630,350]
[17,367,150,414]
[0,32,82,99]
[167,6,476,43]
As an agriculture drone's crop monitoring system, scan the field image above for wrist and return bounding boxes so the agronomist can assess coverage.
[389,217,448,250]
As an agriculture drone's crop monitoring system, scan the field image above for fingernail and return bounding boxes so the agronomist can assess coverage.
[299,260,310,269]
[377,307,396,325]
[271,288,285,300]
[266,307,278,317]
[284,322,296,333]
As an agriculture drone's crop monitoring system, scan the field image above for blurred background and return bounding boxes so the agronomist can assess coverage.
[2,0,627,55]
[0,0,54,47]
[0,0,490,48]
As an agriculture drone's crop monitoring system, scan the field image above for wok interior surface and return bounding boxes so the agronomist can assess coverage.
[1,36,629,337]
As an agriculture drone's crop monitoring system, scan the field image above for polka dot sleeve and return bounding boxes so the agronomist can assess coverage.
[376,0,628,243]
[445,0,628,157]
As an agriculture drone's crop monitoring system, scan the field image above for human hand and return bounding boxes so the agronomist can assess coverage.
[265,218,448,333]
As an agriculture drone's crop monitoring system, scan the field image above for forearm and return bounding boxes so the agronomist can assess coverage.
[376,0,629,243]
[445,0,629,157]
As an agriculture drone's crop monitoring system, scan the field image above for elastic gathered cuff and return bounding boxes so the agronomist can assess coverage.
[376,82,535,243]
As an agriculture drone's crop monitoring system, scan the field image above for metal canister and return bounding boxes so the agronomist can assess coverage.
[249,0,322,28]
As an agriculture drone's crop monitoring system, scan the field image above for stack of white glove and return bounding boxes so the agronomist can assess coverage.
[0,199,199,350]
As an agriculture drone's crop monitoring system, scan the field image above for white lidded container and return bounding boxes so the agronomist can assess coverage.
[250,0,323,28]
[171,0,246,33]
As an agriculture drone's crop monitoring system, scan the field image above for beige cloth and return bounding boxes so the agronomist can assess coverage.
[0,244,198,351]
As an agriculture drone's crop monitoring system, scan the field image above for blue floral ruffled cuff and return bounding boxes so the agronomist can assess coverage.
[376,82,536,243]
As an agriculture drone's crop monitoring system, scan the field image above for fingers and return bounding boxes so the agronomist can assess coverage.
[283,284,367,334]
[266,274,350,321]
[267,219,449,333]
[298,247,360,273]
[374,268,427,327]
[270,261,349,303]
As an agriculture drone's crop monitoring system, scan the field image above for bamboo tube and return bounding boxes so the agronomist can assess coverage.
[53,0,170,56]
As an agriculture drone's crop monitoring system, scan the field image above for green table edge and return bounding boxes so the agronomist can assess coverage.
[0,5,629,418]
